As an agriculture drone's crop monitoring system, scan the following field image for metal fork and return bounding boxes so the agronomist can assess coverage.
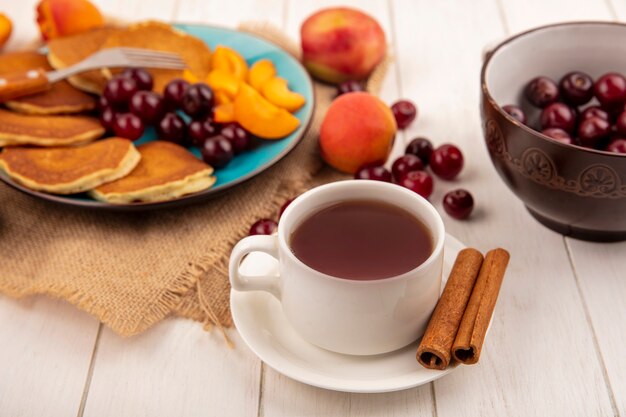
[0,47,186,102]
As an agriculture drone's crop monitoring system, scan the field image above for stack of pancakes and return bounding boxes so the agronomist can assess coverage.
[0,21,217,203]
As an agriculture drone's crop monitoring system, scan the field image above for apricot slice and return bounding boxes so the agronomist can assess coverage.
[214,91,232,105]
[261,77,306,113]
[214,102,236,123]
[248,59,276,91]
[182,68,200,83]
[36,0,104,40]
[211,46,248,80]
[234,84,300,139]
[206,69,240,99]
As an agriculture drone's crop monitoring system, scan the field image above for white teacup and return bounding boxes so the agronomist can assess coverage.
[229,180,445,355]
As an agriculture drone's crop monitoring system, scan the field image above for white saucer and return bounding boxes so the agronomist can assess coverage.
[230,233,465,393]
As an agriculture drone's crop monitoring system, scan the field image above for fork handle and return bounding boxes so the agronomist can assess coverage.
[0,68,50,102]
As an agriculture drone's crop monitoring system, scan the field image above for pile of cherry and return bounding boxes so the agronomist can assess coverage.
[248,80,474,237]
[503,72,626,153]
[98,68,252,168]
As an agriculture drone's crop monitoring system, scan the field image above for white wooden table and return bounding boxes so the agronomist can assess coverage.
[2,0,626,416]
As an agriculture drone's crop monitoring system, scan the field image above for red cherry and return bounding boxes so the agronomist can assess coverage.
[157,112,187,145]
[103,76,138,110]
[354,165,392,182]
[201,135,234,168]
[279,199,293,219]
[405,137,433,166]
[594,73,626,110]
[578,117,611,148]
[97,95,109,112]
[129,91,165,124]
[525,76,559,108]
[391,154,424,180]
[391,100,417,129]
[188,118,218,147]
[541,128,572,145]
[443,189,474,219]
[249,219,278,236]
[606,138,626,154]
[182,83,214,119]
[336,81,363,96]
[502,105,526,124]
[430,144,464,180]
[540,102,576,133]
[580,106,609,122]
[559,71,594,106]
[113,112,144,141]
[163,79,190,109]
[398,170,433,198]
[121,68,153,91]
[614,111,626,136]
[220,123,251,154]
[99,107,117,132]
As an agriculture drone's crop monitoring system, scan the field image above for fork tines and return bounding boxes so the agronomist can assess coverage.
[118,48,186,69]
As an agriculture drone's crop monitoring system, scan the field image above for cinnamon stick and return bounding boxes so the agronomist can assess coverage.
[452,248,510,364]
[416,248,484,370]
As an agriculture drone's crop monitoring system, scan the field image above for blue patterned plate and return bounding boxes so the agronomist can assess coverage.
[0,24,315,211]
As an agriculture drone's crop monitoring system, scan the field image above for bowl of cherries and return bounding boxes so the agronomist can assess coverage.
[481,22,626,241]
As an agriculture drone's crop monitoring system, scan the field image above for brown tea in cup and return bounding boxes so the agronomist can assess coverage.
[289,199,433,280]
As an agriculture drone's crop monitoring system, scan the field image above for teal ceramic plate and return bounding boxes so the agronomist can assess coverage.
[0,24,315,211]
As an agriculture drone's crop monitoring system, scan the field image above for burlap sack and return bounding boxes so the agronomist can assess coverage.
[0,22,387,337]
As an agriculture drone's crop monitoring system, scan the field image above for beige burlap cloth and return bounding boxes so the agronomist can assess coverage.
[0,23,387,337]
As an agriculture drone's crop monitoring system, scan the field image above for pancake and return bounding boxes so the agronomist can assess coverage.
[90,141,215,203]
[100,21,212,93]
[0,138,140,194]
[47,27,120,94]
[0,51,96,114]
[0,108,104,147]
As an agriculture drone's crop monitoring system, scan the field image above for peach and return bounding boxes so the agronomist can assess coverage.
[206,69,241,99]
[300,7,386,84]
[211,46,248,80]
[234,84,300,139]
[0,13,12,49]
[36,0,104,40]
[319,92,396,173]
[248,59,276,91]
[261,77,305,113]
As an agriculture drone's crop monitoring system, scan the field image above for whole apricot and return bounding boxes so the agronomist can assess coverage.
[319,92,397,173]
[0,14,12,49]
[36,0,104,40]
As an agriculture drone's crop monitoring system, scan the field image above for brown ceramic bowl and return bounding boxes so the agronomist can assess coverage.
[481,22,626,242]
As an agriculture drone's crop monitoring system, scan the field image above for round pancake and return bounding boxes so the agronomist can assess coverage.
[0,108,104,147]
[90,140,215,203]
[100,21,212,93]
[0,51,96,114]
[47,27,120,94]
[0,138,140,194]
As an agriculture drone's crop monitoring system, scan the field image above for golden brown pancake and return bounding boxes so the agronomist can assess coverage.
[0,51,96,114]
[0,138,140,194]
[90,141,215,203]
[0,108,104,147]
[47,27,120,94]
[100,21,212,93]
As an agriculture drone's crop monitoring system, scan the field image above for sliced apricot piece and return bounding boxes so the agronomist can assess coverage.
[261,77,306,113]
[206,69,240,99]
[182,68,200,83]
[214,102,236,123]
[211,46,248,80]
[234,84,300,139]
[0,13,12,48]
[248,59,276,91]
[214,91,232,105]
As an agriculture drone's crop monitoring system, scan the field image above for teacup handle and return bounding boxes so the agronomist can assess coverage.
[229,235,282,300]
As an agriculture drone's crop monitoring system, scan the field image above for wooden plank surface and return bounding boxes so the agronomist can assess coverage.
[0,0,625,416]
[0,297,99,417]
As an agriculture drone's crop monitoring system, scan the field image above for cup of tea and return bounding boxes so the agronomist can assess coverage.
[229,180,445,355]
